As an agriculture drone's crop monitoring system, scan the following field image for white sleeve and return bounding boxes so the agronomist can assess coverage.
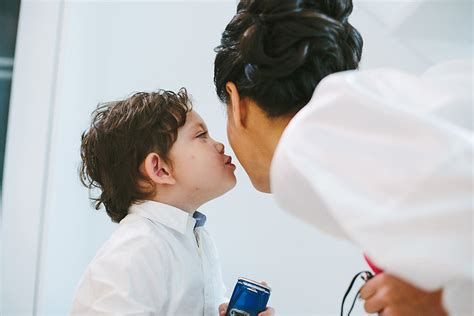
[271,60,473,314]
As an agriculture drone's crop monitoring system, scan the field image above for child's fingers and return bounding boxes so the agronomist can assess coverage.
[259,306,275,316]
[218,303,228,315]
[260,281,268,286]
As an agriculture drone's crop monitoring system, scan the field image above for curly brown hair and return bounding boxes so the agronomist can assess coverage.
[79,88,192,223]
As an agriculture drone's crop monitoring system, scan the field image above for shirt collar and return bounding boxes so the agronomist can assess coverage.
[193,211,207,228]
[128,200,206,234]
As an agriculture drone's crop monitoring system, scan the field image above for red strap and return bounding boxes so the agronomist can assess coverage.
[364,253,384,274]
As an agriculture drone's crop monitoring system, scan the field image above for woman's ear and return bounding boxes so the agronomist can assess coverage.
[226,81,247,129]
[143,153,176,185]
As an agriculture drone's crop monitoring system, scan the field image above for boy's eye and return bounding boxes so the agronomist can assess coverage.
[197,131,208,138]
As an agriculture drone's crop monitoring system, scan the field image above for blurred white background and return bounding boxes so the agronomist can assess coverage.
[1,0,472,315]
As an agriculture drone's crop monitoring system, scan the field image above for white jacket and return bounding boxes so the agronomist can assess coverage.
[271,59,473,315]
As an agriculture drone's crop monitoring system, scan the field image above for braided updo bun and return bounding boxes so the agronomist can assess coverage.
[214,0,363,117]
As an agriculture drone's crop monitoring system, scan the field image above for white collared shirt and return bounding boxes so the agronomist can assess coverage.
[271,59,473,315]
[70,200,227,315]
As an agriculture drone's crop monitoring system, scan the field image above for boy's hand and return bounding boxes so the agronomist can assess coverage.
[360,273,447,316]
[218,303,275,316]
[218,303,227,315]
[219,281,274,316]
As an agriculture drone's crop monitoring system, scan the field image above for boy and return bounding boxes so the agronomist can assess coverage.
[71,88,237,315]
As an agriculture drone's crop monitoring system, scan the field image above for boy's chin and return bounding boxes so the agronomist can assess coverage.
[209,178,237,200]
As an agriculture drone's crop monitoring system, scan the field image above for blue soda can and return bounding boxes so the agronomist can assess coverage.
[225,277,271,316]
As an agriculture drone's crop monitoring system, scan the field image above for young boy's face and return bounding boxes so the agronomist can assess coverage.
[168,110,237,204]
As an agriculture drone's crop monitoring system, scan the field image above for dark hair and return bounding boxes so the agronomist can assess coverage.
[214,0,363,117]
[79,89,192,223]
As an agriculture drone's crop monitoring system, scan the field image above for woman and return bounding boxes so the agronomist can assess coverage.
[214,0,473,315]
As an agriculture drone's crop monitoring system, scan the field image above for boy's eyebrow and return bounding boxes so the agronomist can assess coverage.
[191,122,207,131]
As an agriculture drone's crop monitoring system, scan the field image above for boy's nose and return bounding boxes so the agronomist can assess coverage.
[216,142,225,154]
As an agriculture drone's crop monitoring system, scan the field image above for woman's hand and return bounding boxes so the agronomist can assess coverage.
[360,273,447,316]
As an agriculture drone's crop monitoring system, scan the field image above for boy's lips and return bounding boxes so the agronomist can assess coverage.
[224,156,235,169]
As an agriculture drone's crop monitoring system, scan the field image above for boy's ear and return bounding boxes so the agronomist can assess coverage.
[143,153,176,185]
[226,81,247,129]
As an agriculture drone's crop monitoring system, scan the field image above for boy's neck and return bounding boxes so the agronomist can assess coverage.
[150,190,200,214]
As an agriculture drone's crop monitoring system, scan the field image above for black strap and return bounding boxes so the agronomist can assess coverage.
[347,289,360,315]
[341,271,373,316]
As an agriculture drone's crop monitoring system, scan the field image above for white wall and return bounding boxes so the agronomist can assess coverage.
[1,1,64,314]
[2,1,472,315]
